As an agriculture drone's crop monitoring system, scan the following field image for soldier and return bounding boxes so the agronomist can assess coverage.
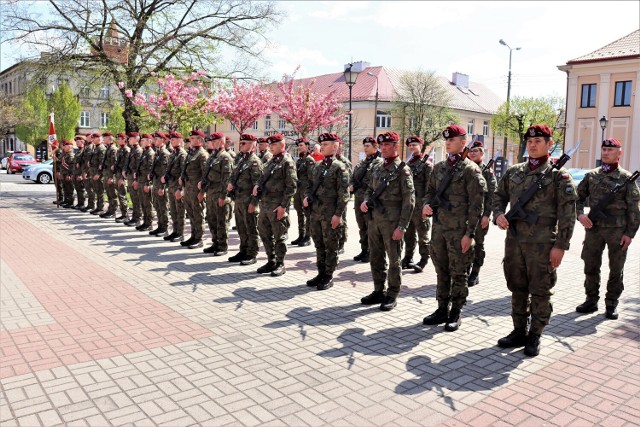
[134,134,155,231]
[99,132,119,218]
[256,137,273,164]
[179,129,209,249]
[150,132,171,236]
[310,143,324,162]
[225,136,236,162]
[123,133,143,227]
[162,132,188,242]
[72,136,86,209]
[359,131,415,311]
[89,133,107,215]
[80,135,95,212]
[52,142,64,205]
[59,140,75,207]
[422,125,486,331]
[466,140,497,286]
[402,135,433,273]
[199,132,234,255]
[291,137,317,247]
[304,133,350,290]
[575,138,639,320]
[350,137,382,263]
[252,133,297,276]
[493,124,577,357]
[336,140,352,254]
[227,134,264,265]
[114,133,130,223]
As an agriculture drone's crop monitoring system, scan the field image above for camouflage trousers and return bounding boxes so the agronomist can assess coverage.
[73,177,85,206]
[470,222,490,272]
[55,174,64,202]
[85,176,95,209]
[338,207,348,248]
[168,186,185,235]
[116,179,128,217]
[293,190,311,239]
[581,226,627,308]
[104,177,118,214]
[152,186,169,230]
[183,185,204,240]
[62,176,74,204]
[368,210,403,298]
[404,209,431,262]
[430,224,473,310]
[139,184,153,225]
[354,196,370,253]
[258,203,290,263]
[205,194,231,250]
[93,176,105,210]
[234,201,259,258]
[503,238,556,335]
[310,210,341,276]
[127,177,141,221]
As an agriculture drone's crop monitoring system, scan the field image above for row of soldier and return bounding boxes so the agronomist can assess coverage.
[52,124,639,358]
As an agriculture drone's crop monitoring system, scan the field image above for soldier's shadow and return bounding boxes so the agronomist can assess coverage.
[264,304,374,331]
[213,284,315,306]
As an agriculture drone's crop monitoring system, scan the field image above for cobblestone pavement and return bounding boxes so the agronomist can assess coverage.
[1,178,638,426]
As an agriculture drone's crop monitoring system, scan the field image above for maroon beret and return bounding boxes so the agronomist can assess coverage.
[90,132,101,138]
[102,132,113,137]
[225,137,231,143]
[117,133,127,138]
[295,137,310,145]
[471,140,484,149]
[240,133,257,141]
[377,131,400,143]
[127,132,139,138]
[525,124,552,138]
[190,129,206,138]
[257,137,268,144]
[267,134,285,144]
[152,132,168,139]
[442,124,466,138]
[74,135,86,141]
[363,136,376,144]
[169,131,183,139]
[405,135,424,146]
[206,132,224,140]
[602,138,621,148]
[62,140,74,146]
[318,133,340,143]
[139,133,153,139]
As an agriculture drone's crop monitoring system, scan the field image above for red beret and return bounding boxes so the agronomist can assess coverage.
[443,124,466,138]
[102,132,113,137]
[62,140,73,146]
[127,132,139,138]
[208,132,224,140]
[471,140,484,149]
[225,137,231,142]
[153,132,168,139]
[318,133,340,143]
[363,136,376,144]
[377,131,400,143]
[240,133,257,141]
[525,124,552,138]
[117,133,127,138]
[405,135,424,145]
[602,138,621,148]
[295,137,310,145]
[140,133,153,139]
[74,135,86,141]
[267,134,285,143]
[169,131,183,139]
[190,129,206,138]
[257,137,268,144]
[90,132,101,138]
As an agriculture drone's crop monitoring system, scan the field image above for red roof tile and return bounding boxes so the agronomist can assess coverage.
[567,29,640,64]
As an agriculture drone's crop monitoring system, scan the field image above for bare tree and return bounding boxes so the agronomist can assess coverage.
[1,0,281,131]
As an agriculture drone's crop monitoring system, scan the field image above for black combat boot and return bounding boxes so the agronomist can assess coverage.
[337,245,345,254]
[298,236,311,247]
[180,236,195,246]
[257,261,276,274]
[413,258,428,273]
[203,244,217,254]
[380,295,397,311]
[188,239,203,249]
[170,234,184,243]
[605,305,619,320]
[360,291,386,305]
[401,257,415,270]
[101,211,115,218]
[576,300,598,313]
[228,252,246,262]
[137,223,153,232]
[271,262,286,276]
[115,215,127,223]
[317,275,333,291]
[290,235,303,245]
[240,256,256,265]
[353,250,368,262]
[164,232,177,241]
[214,249,228,256]
[149,227,161,236]
[524,333,541,357]
[497,329,528,348]
[306,274,324,287]
[444,307,462,331]
[423,306,449,325]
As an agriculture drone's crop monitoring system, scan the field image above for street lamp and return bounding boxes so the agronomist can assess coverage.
[499,39,521,166]
[598,115,608,167]
[367,71,379,139]
[344,63,360,161]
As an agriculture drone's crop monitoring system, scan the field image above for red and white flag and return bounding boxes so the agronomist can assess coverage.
[48,112,58,151]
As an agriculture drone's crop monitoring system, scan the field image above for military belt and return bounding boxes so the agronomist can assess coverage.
[380,200,403,208]
[535,217,557,226]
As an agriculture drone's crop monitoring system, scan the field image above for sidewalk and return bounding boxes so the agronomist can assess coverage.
[1,180,638,426]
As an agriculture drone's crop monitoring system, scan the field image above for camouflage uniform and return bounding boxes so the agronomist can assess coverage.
[493,158,577,336]
[404,154,433,270]
[114,144,131,219]
[336,153,352,250]
[258,149,273,164]
[89,143,107,211]
[83,144,95,210]
[576,166,640,310]
[151,144,171,232]
[72,146,86,207]
[293,152,317,242]
[125,145,143,223]
[53,147,64,204]
[230,152,263,260]
[351,152,383,258]
[365,157,415,300]
[102,143,119,215]
[136,145,155,226]
[165,146,187,237]
[182,145,209,242]
[469,161,498,280]
[202,149,234,252]
[60,149,75,205]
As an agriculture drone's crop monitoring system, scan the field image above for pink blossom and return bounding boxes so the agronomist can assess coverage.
[124,89,133,98]
[211,80,275,134]
[118,82,124,89]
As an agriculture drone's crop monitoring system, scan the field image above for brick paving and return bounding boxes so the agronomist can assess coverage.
[0,178,638,426]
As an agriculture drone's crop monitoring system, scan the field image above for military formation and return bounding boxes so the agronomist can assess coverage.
[51,124,639,358]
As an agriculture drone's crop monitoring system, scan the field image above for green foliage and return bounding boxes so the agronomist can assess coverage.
[49,83,81,141]
[15,86,49,146]
[102,103,126,134]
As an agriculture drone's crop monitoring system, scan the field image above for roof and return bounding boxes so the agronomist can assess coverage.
[567,29,640,64]
[277,65,503,115]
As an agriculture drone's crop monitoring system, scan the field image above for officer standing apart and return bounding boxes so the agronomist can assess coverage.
[467,140,497,286]
[256,137,273,164]
[135,134,155,231]
[179,130,209,249]
[403,135,433,273]
[252,134,297,276]
[162,132,188,242]
[72,136,86,210]
[575,137,639,320]
[228,134,264,265]
[360,131,415,311]
[53,142,65,205]
[291,137,317,247]
[304,133,350,290]
[422,125,486,331]
[493,124,577,357]
[100,132,119,218]
[150,132,171,236]
[200,132,234,256]
[350,137,382,263]
[114,133,130,223]
[89,133,107,215]
[60,140,75,207]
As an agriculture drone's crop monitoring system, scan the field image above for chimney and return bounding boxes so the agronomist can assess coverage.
[344,61,371,73]
[452,72,469,89]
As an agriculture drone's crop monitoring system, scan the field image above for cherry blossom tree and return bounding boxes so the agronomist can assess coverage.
[212,80,275,135]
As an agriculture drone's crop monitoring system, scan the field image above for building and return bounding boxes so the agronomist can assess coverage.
[558,29,639,172]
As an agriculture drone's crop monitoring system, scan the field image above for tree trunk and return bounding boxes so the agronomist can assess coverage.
[123,98,139,133]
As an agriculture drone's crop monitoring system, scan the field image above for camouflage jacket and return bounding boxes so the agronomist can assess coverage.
[480,161,498,218]
[306,156,350,218]
[102,144,118,180]
[72,148,84,176]
[493,159,577,249]
[295,152,317,195]
[114,145,130,177]
[201,149,234,199]
[256,152,297,208]
[89,144,106,176]
[60,151,74,179]
[365,157,415,230]
[164,147,187,190]
[231,152,263,205]
[136,146,155,184]
[151,146,171,187]
[82,144,94,175]
[407,154,433,209]
[258,149,272,164]
[53,148,63,173]
[126,145,142,180]
[183,146,209,189]
[351,153,383,202]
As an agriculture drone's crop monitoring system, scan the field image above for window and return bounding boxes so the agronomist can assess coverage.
[230,122,236,131]
[265,115,271,130]
[100,85,110,99]
[483,120,489,136]
[79,85,90,97]
[278,118,286,130]
[376,111,391,128]
[100,112,109,127]
[408,117,416,130]
[467,119,474,135]
[614,81,632,107]
[253,121,258,130]
[79,111,90,128]
[580,84,596,108]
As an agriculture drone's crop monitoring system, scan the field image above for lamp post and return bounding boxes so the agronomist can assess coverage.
[499,39,521,165]
[598,115,608,167]
[344,63,360,161]
[367,71,379,138]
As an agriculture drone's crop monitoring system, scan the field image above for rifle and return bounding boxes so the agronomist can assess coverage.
[352,152,380,193]
[200,151,219,192]
[365,161,406,215]
[135,148,150,181]
[428,138,476,216]
[179,147,194,184]
[504,140,582,235]
[99,145,110,171]
[587,170,640,223]
[255,162,275,196]
[228,157,251,199]
[148,147,159,182]
[482,150,501,173]
[305,164,330,212]
[162,150,179,186]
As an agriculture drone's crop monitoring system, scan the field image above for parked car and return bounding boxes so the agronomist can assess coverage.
[6,151,37,174]
[1,151,14,169]
[22,159,53,184]
[567,168,588,186]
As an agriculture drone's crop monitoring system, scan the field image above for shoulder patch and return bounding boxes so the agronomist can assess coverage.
[405,170,411,176]
[561,173,570,179]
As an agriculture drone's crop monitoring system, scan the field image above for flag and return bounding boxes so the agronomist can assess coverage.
[48,112,58,151]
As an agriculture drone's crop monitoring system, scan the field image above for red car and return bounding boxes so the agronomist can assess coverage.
[7,151,37,174]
